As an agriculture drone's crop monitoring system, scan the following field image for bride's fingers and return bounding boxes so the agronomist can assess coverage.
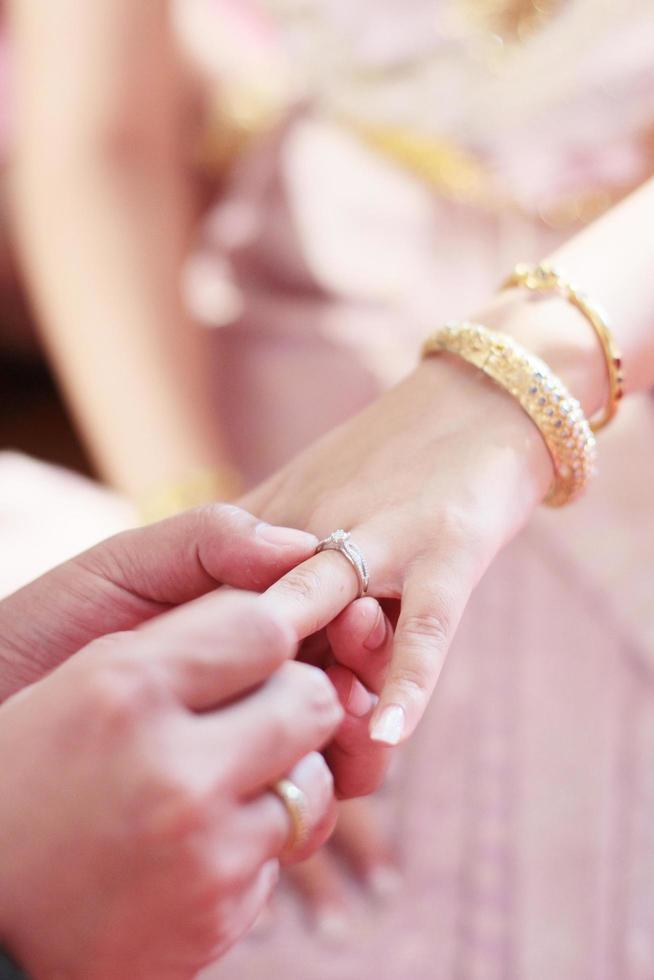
[260,552,360,641]
[326,598,393,695]
[370,550,478,745]
[325,665,391,799]
[259,529,391,643]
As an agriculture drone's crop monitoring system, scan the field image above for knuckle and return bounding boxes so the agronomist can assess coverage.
[245,604,296,660]
[186,503,251,563]
[78,664,144,726]
[193,501,246,530]
[273,564,324,605]
[393,610,453,703]
[136,773,214,850]
[400,609,452,653]
[434,504,481,551]
[289,662,340,718]
[393,663,431,704]
[266,664,341,743]
[76,637,165,729]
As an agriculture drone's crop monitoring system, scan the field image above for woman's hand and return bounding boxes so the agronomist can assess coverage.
[244,350,554,747]
[0,589,342,980]
[318,597,395,799]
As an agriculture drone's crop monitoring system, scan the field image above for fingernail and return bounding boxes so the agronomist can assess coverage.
[367,864,403,901]
[346,676,374,718]
[370,704,405,745]
[291,750,329,785]
[364,607,388,651]
[256,523,317,549]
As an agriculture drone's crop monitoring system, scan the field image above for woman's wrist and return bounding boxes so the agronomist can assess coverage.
[476,289,609,423]
[411,350,555,514]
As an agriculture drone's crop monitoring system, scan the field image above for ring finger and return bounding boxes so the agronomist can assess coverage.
[259,525,394,644]
[240,751,338,868]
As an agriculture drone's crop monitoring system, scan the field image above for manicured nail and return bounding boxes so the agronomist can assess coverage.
[370,704,405,745]
[364,607,388,651]
[256,523,317,549]
[367,864,403,900]
[346,676,374,718]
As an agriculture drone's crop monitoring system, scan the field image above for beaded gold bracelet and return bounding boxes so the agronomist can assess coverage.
[421,322,597,507]
[503,262,624,432]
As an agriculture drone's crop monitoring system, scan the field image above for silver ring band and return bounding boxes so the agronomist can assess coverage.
[271,778,310,856]
[315,529,369,598]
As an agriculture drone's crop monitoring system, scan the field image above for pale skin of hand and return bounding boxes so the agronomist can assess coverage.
[0,503,318,703]
[0,588,344,980]
[244,177,654,755]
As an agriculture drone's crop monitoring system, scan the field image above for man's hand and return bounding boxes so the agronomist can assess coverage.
[0,590,342,980]
[0,503,316,701]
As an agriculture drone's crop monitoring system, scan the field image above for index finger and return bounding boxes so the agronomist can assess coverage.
[260,552,359,641]
[260,530,386,641]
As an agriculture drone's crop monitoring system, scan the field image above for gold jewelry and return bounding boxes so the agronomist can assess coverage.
[138,466,243,525]
[503,262,624,432]
[421,322,597,507]
[271,778,310,857]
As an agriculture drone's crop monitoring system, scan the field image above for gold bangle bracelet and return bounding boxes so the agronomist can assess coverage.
[502,262,624,432]
[138,466,244,525]
[421,322,597,507]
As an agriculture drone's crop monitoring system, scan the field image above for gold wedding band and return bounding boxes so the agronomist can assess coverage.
[271,778,310,857]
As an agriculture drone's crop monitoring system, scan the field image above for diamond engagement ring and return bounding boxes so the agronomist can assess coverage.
[315,530,370,598]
